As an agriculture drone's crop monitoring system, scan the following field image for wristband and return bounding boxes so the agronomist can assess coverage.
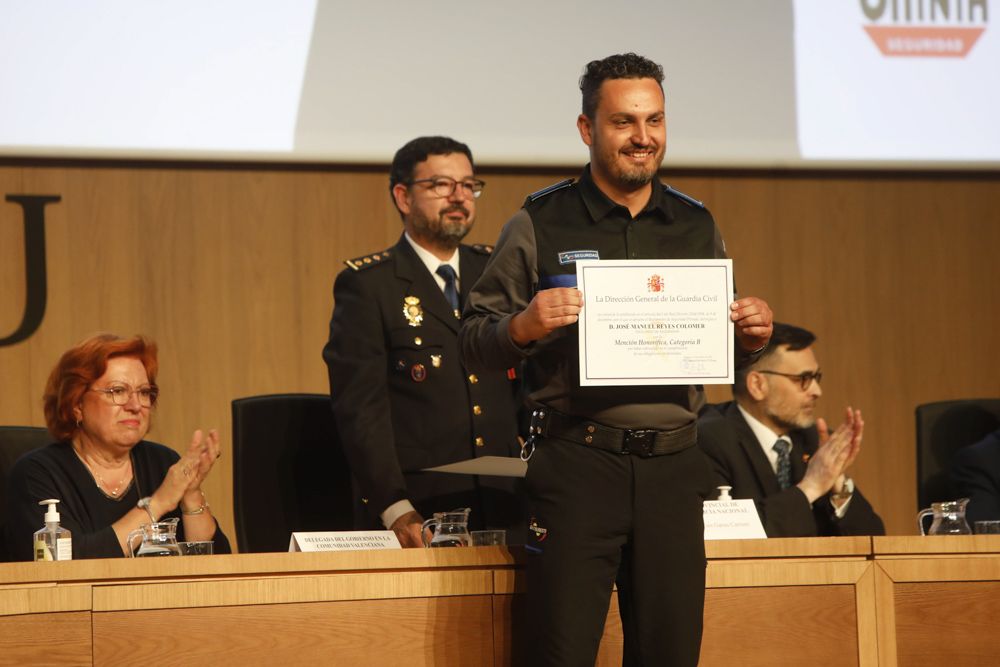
[182,490,210,515]
[181,502,210,515]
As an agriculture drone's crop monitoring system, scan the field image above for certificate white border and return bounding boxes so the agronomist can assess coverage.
[576,259,735,386]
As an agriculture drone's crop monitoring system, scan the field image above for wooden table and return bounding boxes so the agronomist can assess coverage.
[872,536,1000,667]
[2,537,996,666]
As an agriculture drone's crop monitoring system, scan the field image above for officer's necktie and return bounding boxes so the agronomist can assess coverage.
[436,264,461,318]
[773,438,792,490]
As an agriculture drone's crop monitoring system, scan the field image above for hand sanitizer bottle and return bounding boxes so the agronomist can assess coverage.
[33,499,72,561]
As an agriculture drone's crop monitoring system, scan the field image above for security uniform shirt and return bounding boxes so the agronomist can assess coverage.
[461,166,748,440]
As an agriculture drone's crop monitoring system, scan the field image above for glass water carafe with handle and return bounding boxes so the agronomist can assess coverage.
[127,518,182,556]
[421,508,472,547]
[917,498,972,535]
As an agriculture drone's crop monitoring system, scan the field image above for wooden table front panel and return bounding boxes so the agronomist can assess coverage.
[892,580,1000,667]
[92,596,495,667]
[0,611,92,666]
[701,585,859,667]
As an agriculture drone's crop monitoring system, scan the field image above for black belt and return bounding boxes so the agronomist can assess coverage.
[528,407,696,458]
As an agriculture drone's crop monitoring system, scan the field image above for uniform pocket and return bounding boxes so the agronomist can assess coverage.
[387,328,445,380]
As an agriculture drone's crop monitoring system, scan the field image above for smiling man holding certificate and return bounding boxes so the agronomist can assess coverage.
[460,53,773,666]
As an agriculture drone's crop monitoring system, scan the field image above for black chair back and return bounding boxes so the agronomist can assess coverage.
[0,426,51,559]
[916,399,1000,510]
[232,394,353,552]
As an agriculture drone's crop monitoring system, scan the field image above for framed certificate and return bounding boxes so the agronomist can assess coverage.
[575,259,735,386]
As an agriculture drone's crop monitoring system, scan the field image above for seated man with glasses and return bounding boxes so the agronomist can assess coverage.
[698,322,884,537]
[323,136,523,547]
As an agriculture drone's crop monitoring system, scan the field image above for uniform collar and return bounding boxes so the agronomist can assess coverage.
[577,164,673,224]
[404,232,460,281]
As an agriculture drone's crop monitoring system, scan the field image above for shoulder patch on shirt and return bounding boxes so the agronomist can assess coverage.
[662,184,705,209]
[470,243,494,255]
[526,178,574,203]
[344,248,392,271]
[558,250,599,265]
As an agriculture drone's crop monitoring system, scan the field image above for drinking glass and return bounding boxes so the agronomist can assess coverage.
[974,520,1000,534]
[471,530,506,546]
[178,541,214,555]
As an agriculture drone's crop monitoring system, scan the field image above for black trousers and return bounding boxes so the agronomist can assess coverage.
[523,437,710,666]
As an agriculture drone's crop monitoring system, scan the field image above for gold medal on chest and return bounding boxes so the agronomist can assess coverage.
[403,296,423,327]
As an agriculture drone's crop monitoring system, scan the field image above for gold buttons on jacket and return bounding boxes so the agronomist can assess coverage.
[473,405,482,416]
[414,337,422,346]
[475,437,485,447]
[468,374,478,384]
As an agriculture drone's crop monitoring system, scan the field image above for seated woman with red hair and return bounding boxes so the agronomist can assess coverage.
[3,333,230,560]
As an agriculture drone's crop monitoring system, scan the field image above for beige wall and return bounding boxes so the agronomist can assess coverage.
[2,160,999,540]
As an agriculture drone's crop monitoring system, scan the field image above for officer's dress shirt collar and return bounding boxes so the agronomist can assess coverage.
[404,232,460,291]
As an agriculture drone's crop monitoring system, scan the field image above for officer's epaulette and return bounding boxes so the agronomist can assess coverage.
[526,178,574,203]
[662,183,705,209]
[470,243,494,255]
[344,248,392,271]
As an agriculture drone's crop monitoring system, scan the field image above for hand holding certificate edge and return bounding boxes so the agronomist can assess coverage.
[509,283,772,356]
[730,296,773,351]
[509,287,584,346]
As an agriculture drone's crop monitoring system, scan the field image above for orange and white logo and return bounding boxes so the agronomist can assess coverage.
[647,275,664,293]
[861,0,988,57]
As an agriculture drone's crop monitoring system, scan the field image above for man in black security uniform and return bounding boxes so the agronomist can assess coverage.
[323,136,523,548]
[459,55,773,665]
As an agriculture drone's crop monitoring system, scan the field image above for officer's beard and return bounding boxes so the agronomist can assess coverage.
[408,205,473,251]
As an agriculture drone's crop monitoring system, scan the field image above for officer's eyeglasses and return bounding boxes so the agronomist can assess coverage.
[756,370,822,391]
[408,176,486,199]
[90,383,159,407]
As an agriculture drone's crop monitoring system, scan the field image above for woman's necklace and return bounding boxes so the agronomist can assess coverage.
[74,448,134,500]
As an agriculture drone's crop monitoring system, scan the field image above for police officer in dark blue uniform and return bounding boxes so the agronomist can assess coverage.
[324,136,523,547]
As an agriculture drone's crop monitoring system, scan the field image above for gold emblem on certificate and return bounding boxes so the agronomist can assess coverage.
[403,296,423,327]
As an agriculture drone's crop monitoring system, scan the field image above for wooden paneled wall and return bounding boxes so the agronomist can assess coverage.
[2,160,998,539]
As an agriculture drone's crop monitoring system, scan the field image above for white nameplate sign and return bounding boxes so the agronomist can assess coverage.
[289,530,401,552]
[703,499,767,540]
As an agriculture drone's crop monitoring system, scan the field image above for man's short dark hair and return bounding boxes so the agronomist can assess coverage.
[579,53,665,119]
[389,136,474,193]
[733,323,816,399]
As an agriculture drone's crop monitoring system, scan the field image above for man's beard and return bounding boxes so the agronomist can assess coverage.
[768,407,817,433]
[409,205,472,249]
[599,142,664,190]
[617,165,657,188]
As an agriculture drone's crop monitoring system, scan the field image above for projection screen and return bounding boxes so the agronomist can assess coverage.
[0,0,996,168]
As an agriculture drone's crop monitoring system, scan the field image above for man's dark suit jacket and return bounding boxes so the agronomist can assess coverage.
[951,429,1000,523]
[698,401,885,537]
[323,235,523,532]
